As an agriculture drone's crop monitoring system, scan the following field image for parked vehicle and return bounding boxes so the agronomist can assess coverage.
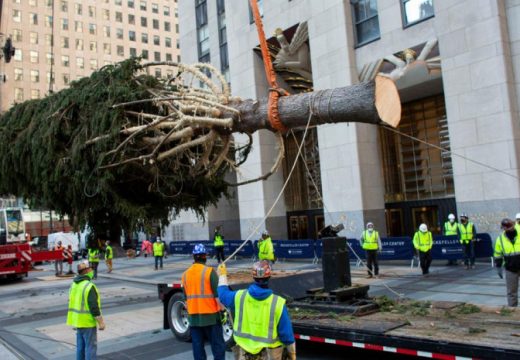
[47,232,81,260]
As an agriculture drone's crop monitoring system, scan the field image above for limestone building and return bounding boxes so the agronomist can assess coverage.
[0,0,180,111]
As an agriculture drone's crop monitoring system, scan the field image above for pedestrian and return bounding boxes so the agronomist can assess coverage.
[214,226,225,264]
[141,238,152,258]
[494,218,520,307]
[515,213,520,235]
[444,213,459,266]
[181,244,225,360]
[105,241,113,273]
[258,231,275,263]
[413,223,433,276]
[64,244,74,274]
[66,260,106,360]
[359,222,382,278]
[55,240,64,276]
[217,260,296,360]
[458,213,477,269]
[88,241,101,280]
[153,237,165,270]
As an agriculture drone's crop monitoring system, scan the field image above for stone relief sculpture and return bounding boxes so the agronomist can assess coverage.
[273,21,312,80]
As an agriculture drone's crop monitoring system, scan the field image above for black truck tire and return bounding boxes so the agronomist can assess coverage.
[167,292,191,341]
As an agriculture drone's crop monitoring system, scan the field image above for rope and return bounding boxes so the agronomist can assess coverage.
[249,0,288,133]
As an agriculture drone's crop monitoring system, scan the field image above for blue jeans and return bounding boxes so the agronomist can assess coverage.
[155,256,163,269]
[190,324,226,360]
[76,327,97,360]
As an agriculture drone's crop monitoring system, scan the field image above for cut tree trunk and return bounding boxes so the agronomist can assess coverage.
[226,76,401,133]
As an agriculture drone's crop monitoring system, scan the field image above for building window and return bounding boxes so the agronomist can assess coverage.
[117,46,124,57]
[30,32,39,45]
[177,55,181,63]
[248,0,263,24]
[142,33,148,44]
[165,37,171,47]
[155,68,161,78]
[103,26,110,38]
[46,53,54,65]
[14,68,23,81]
[90,41,97,52]
[13,29,22,42]
[76,39,84,50]
[153,19,159,29]
[61,1,68,11]
[62,19,69,30]
[141,50,149,59]
[77,57,84,69]
[14,88,24,102]
[30,13,38,25]
[45,15,53,27]
[31,89,40,99]
[129,14,136,24]
[129,31,136,41]
[217,0,229,77]
[29,0,36,5]
[45,34,53,46]
[31,70,40,83]
[154,35,160,46]
[30,50,39,63]
[351,0,380,47]
[140,1,147,11]
[13,10,22,23]
[75,21,83,33]
[164,6,170,16]
[152,3,159,13]
[116,28,124,40]
[61,37,69,48]
[115,0,122,5]
[176,39,180,49]
[90,59,98,70]
[128,0,135,8]
[89,6,96,17]
[164,21,171,31]
[116,12,123,22]
[62,55,70,67]
[141,17,148,27]
[166,53,172,61]
[130,48,137,57]
[104,43,111,55]
[14,49,22,61]
[63,73,70,85]
[103,9,110,21]
[154,51,161,61]
[196,0,209,61]
[89,24,97,35]
[401,0,434,27]
[75,3,82,15]
[47,71,55,84]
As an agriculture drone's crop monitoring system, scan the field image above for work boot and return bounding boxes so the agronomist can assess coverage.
[366,274,373,279]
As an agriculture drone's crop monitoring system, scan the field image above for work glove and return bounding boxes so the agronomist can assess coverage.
[496,267,503,279]
[96,316,106,330]
[220,310,228,325]
[286,342,296,360]
[217,264,228,286]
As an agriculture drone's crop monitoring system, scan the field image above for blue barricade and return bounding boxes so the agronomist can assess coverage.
[379,237,414,260]
[169,241,190,254]
[227,240,254,257]
[474,233,494,258]
[431,235,462,260]
[272,239,314,259]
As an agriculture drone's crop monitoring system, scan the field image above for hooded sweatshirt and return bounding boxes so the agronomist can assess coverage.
[218,283,295,345]
[72,274,101,317]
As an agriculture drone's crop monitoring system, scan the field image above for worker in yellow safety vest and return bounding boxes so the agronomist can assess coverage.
[88,241,101,280]
[105,241,113,273]
[66,260,105,360]
[153,237,165,270]
[494,218,520,307]
[359,222,382,278]
[258,231,275,263]
[515,213,520,236]
[444,213,459,266]
[413,224,433,276]
[458,213,477,270]
[214,226,225,264]
[217,260,296,360]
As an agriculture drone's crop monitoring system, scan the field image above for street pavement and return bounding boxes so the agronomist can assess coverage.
[0,254,506,359]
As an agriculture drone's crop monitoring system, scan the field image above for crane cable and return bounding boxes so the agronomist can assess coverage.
[248,0,289,133]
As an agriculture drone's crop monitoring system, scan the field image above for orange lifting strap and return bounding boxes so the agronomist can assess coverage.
[249,0,289,133]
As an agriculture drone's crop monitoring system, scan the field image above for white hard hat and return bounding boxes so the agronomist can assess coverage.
[366,222,374,228]
[448,214,455,220]
[516,213,520,220]
[419,224,428,232]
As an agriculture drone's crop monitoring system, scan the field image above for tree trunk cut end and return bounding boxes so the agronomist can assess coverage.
[375,75,401,128]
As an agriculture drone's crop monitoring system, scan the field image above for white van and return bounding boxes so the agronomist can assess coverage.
[48,232,80,260]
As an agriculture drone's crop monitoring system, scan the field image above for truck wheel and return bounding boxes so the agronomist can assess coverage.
[167,292,191,341]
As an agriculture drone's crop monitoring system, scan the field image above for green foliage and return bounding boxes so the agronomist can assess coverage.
[500,306,514,316]
[455,303,481,315]
[0,59,231,233]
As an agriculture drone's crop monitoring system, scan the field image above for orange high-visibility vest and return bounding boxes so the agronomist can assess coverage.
[181,263,219,315]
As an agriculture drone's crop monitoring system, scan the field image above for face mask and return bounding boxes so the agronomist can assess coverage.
[449,219,454,223]
[86,271,94,280]
[367,228,374,233]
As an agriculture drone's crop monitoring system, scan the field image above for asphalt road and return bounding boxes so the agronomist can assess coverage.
[0,256,402,360]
